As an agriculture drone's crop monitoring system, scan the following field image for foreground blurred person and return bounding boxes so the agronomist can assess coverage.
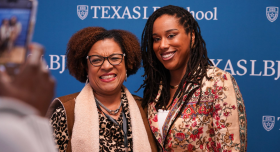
[47,27,157,152]
[140,5,247,151]
[0,44,56,152]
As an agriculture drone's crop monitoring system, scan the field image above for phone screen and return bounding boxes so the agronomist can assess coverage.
[0,0,37,75]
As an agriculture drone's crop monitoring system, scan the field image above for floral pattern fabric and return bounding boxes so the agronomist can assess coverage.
[148,66,247,152]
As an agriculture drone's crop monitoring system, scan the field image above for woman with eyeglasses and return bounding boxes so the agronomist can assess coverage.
[46,27,157,152]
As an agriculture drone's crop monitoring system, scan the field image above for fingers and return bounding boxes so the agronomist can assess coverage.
[28,42,56,89]
[28,43,44,66]
[0,65,11,95]
[29,43,49,72]
[24,43,48,74]
[41,58,48,73]
[0,65,11,83]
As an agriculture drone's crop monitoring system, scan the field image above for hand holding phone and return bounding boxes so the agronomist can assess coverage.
[0,0,37,76]
[0,43,55,117]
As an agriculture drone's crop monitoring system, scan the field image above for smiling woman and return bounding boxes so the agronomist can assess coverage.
[152,14,193,76]
[140,5,247,152]
[46,27,157,152]
[87,38,126,99]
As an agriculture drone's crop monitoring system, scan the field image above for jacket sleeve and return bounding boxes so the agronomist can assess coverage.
[212,72,247,152]
[50,106,70,152]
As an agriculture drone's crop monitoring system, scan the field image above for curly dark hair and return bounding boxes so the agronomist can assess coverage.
[140,5,213,109]
[66,27,141,83]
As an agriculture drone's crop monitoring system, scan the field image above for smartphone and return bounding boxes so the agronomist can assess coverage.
[0,0,37,76]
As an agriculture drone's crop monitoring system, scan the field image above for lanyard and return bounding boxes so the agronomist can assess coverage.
[96,103,128,151]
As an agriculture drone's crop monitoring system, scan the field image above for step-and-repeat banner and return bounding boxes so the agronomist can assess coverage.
[34,0,279,151]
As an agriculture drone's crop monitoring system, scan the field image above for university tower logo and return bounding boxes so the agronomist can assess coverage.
[77,5,89,20]
[266,7,278,22]
[262,116,275,131]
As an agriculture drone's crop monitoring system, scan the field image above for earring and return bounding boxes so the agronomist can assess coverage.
[85,75,89,86]
[125,73,127,81]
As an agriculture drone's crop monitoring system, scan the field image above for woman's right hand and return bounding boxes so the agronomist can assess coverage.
[0,43,56,116]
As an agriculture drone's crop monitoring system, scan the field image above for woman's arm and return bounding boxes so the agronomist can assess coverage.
[212,72,247,152]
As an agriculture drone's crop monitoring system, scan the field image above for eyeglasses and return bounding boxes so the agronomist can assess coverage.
[86,53,125,66]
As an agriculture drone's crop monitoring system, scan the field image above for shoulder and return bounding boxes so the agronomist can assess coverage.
[131,94,149,115]
[58,92,80,104]
[131,94,143,108]
[206,66,230,78]
[46,92,79,118]
[202,66,242,98]
[204,66,243,103]
[132,94,142,102]
[204,66,235,86]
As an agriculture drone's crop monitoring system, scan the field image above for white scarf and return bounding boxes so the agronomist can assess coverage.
[71,84,151,152]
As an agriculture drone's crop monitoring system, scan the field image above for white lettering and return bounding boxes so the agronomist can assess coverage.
[101,6,110,19]
[250,60,262,76]
[88,6,218,20]
[41,55,49,69]
[213,7,218,20]
[122,6,132,19]
[224,60,236,75]
[59,55,65,74]
[153,6,160,12]
[196,11,204,20]
[49,55,60,70]
[186,7,195,18]
[111,6,122,19]
[275,61,280,80]
[91,6,101,19]
[132,6,141,19]
[143,6,148,19]
[237,59,247,76]
[210,59,222,67]
[205,11,213,20]
[263,60,275,76]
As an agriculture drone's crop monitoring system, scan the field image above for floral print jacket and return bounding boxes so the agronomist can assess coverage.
[148,66,247,152]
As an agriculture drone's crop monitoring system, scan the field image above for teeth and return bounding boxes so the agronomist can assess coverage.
[101,75,115,79]
[162,52,175,58]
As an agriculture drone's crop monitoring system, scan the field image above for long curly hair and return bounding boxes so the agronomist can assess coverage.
[66,27,141,82]
[140,5,213,109]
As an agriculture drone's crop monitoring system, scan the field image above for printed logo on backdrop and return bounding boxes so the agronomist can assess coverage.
[76,5,218,20]
[262,116,275,131]
[77,5,89,20]
[266,7,278,22]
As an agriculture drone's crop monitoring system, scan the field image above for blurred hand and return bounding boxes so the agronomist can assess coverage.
[0,43,55,116]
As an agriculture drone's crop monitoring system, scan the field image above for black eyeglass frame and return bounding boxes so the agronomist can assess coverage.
[86,53,126,67]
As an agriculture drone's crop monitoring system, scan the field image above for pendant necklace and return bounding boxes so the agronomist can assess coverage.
[95,97,122,115]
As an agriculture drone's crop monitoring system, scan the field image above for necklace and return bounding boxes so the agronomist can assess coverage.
[95,97,122,115]
[170,84,179,89]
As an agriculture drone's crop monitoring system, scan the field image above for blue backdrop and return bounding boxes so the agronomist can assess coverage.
[33,0,280,151]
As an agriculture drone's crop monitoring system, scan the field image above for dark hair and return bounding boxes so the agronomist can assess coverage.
[67,27,141,82]
[140,5,213,109]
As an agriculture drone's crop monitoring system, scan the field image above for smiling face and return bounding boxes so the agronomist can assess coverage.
[87,38,126,96]
[152,14,194,73]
